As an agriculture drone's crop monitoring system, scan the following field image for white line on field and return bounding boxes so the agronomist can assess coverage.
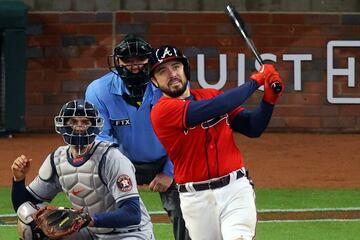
[149,211,166,214]
[259,219,360,223]
[0,213,16,217]
[145,207,360,214]
[257,207,360,213]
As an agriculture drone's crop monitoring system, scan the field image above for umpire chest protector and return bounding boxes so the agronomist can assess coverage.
[43,141,117,234]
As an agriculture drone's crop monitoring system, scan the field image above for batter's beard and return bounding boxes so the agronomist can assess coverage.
[160,80,188,98]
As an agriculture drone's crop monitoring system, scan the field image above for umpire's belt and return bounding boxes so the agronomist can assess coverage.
[177,168,245,193]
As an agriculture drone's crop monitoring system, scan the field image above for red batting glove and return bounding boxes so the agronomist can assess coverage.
[263,71,284,104]
[249,64,277,87]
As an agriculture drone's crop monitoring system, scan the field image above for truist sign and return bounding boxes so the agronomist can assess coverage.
[327,41,359,104]
[196,40,359,104]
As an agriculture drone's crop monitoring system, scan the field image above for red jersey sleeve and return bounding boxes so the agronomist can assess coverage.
[151,96,190,137]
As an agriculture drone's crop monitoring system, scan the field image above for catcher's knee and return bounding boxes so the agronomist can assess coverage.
[17,201,47,240]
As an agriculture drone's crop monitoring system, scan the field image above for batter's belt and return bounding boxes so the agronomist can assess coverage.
[177,168,245,193]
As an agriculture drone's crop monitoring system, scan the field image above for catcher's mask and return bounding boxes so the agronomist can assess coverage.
[54,100,103,149]
[108,34,153,100]
[149,45,191,81]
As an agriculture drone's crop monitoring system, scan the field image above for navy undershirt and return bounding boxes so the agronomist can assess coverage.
[186,79,274,137]
[92,197,141,228]
[11,179,41,211]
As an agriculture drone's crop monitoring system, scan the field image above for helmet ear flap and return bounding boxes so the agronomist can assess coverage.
[182,58,191,81]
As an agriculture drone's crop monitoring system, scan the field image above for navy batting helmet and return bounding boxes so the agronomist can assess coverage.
[54,100,103,148]
[149,45,190,80]
[109,34,153,100]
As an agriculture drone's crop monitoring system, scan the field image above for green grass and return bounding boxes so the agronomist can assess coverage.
[0,226,18,240]
[153,223,174,239]
[2,187,360,239]
[255,188,360,209]
[0,224,175,240]
[2,221,360,240]
[257,221,360,240]
[2,187,359,214]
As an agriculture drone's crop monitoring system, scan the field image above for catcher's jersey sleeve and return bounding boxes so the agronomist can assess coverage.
[27,154,62,202]
[101,148,139,203]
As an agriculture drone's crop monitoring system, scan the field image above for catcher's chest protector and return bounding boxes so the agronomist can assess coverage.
[53,141,116,234]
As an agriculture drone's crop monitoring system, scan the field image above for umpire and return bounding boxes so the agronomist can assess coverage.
[85,34,190,240]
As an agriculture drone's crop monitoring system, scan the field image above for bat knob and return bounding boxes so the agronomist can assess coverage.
[271,82,283,93]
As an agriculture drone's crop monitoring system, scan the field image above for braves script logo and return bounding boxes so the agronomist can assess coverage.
[71,188,84,196]
[183,114,228,135]
[201,114,229,129]
[117,175,132,192]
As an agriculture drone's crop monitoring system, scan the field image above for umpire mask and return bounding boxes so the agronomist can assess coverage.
[108,34,153,101]
[54,100,104,152]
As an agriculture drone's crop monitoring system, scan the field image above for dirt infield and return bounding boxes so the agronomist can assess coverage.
[1,132,358,188]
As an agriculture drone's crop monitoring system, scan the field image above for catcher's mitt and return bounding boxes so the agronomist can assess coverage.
[32,205,91,239]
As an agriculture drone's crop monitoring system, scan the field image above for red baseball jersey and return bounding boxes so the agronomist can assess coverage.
[151,88,245,184]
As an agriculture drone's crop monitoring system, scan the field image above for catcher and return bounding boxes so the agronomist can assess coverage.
[11,99,154,239]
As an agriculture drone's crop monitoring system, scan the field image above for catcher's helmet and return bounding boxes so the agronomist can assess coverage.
[149,45,190,80]
[109,34,153,100]
[54,100,103,149]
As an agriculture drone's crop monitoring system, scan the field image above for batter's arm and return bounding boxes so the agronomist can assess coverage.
[186,80,259,127]
[230,100,274,137]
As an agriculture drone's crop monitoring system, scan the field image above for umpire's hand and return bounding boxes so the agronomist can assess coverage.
[11,155,32,182]
[149,173,173,192]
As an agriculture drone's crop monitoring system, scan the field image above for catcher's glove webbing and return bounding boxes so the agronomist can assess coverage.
[32,205,91,239]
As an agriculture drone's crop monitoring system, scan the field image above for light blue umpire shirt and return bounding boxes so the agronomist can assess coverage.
[85,72,173,177]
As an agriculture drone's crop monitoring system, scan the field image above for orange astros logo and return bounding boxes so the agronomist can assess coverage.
[116,175,132,192]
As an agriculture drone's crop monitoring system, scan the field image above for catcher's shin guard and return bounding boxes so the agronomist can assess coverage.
[17,201,48,240]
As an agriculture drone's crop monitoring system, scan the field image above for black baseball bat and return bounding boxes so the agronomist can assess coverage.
[225,4,282,93]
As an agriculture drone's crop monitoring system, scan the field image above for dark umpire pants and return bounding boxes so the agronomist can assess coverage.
[133,158,191,240]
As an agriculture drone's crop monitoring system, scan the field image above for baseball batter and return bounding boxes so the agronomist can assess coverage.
[149,45,284,240]
[11,100,154,240]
